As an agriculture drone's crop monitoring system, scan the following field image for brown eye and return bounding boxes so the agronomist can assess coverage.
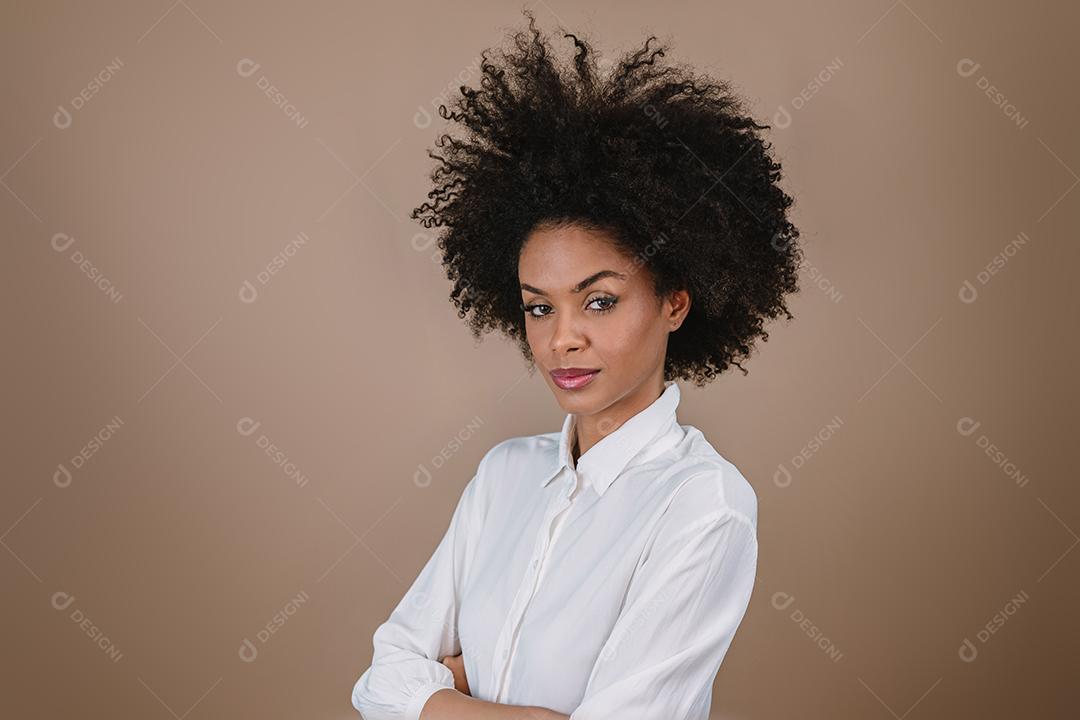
[522,302,551,318]
[588,296,618,313]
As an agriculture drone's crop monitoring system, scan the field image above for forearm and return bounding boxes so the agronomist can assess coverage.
[419,688,569,720]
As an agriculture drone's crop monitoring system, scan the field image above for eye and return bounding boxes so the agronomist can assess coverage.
[521,302,551,318]
[521,296,619,320]
[588,295,618,313]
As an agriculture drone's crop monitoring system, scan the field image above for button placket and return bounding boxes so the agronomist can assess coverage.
[493,471,578,702]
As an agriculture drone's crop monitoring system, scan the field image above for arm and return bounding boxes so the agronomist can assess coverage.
[420,688,569,720]
[351,467,485,720]
[568,508,759,720]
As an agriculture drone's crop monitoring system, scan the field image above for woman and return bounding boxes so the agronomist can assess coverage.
[352,10,801,719]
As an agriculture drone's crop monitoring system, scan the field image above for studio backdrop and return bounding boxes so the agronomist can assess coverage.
[2,2,1077,719]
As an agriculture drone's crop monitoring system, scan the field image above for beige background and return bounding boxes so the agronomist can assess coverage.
[2,1,1078,718]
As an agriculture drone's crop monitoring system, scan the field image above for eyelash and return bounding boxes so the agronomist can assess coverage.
[521,295,618,319]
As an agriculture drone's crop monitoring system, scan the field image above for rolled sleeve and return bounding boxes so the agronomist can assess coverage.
[570,508,759,720]
[351,466,488,719]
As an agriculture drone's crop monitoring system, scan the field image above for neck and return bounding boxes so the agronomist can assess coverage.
[573,376,666,460]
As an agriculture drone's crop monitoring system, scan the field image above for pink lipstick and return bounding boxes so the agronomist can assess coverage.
[550,367,601,390]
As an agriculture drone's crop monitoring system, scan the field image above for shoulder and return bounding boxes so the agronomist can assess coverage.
[475,430,558,477]
[468,430,559,497]
[660,424,759,534]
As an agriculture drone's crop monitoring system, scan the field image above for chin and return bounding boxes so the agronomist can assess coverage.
[548,379,604,411]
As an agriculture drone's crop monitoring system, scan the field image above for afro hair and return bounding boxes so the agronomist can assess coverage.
[411,9,802,386]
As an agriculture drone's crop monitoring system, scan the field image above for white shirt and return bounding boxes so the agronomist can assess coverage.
[351,380,759,720]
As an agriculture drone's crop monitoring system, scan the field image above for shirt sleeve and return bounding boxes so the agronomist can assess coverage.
[569,508,759,720]
[350,461,489,720]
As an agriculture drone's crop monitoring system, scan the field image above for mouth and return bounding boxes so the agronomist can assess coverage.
[549,367,601,390]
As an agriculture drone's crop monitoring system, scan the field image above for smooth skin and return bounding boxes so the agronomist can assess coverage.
[421,223,691,720]
[519,223,691,458]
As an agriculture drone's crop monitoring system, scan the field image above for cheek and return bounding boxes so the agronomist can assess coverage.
[524,320,547,353]
[597,303,664,357]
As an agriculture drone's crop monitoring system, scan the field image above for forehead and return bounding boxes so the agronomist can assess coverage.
[518,224,637,285]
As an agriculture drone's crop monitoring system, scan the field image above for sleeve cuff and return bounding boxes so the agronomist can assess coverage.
[403,681,456,720]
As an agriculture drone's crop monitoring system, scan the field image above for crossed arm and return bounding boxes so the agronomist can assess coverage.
[420,690,567,720]
[351,468,570,720]
[418,660,568,720]
[351,464,758,720]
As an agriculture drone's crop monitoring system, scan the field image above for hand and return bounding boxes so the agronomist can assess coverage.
[440,652,471,697]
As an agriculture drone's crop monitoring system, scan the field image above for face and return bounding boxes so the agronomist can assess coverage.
[518,222,691,417]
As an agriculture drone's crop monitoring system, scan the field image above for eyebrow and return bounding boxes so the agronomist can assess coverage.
[520,270,628,296]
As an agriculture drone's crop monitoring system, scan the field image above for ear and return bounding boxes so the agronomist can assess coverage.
[665,288,691,331]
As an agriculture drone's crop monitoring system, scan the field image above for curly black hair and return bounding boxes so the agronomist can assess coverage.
[411,9,802,386]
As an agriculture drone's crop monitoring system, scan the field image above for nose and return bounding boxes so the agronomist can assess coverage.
[550,308,586,355]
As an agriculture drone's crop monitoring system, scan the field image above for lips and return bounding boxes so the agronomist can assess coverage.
[550,367,601,390]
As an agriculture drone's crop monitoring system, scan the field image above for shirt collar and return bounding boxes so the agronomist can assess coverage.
[542,380,682,497]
